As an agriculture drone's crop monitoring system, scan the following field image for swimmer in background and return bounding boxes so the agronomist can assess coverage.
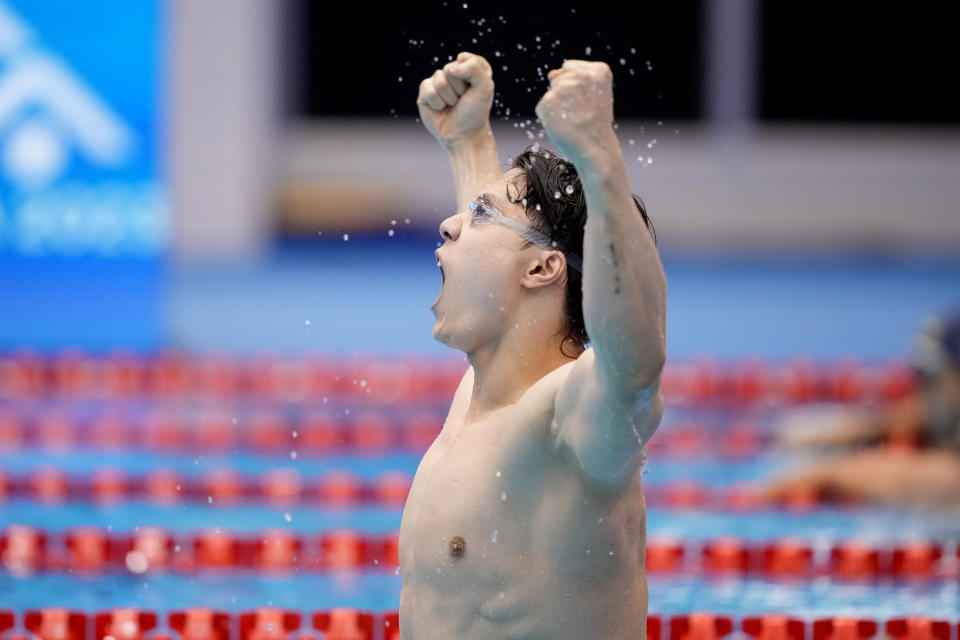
[397,52,665,639]
[762,311,960,507]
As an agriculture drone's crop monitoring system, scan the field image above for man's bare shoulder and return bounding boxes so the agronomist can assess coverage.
[514,350,588,414]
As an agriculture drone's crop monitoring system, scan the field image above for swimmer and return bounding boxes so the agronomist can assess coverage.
[762,310,960,507]
[398,52,665,639]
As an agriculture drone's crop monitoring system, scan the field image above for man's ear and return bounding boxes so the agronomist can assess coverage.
[521,251,567,289]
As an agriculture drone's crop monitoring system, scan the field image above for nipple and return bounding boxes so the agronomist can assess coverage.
[449,536,466,559]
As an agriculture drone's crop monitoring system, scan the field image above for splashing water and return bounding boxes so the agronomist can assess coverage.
[553,191,561,199]
[283,512,292,522]
[565,185,574,195]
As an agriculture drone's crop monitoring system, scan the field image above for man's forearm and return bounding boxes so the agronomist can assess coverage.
[577,135,666,392]
[446,125,502,212]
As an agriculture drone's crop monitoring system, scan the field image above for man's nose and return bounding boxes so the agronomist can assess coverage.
[438,212,462,242]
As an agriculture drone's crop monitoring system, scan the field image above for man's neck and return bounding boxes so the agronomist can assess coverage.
[463,327,582,424]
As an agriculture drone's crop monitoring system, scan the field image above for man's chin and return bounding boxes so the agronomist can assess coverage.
[432,320,465,351]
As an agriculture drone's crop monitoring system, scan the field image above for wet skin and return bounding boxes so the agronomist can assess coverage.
[398,357,648,640]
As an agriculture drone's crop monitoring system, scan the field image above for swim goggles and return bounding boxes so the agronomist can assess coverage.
[467,195,583,273]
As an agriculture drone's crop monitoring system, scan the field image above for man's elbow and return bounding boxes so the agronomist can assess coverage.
[613,349,665,401]
[633,348,666,391]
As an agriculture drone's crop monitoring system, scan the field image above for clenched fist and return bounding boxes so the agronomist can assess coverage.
[417,52,494,149]
[535,60,616,163]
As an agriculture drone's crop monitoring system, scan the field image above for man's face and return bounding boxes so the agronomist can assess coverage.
[431,168,537,352]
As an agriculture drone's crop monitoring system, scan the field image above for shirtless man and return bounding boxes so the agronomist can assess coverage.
[398,52,666,639]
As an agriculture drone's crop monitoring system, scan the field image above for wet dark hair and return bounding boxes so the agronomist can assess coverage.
[506,144,656,358]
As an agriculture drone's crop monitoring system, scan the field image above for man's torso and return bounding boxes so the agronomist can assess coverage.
[398,359,648,640]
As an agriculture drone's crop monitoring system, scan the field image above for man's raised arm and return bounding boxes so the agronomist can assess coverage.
[417,52,502,211]
[539,60,666,485]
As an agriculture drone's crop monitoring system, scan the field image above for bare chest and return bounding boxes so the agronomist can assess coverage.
[399,402,645,596]
[399,407,547,587]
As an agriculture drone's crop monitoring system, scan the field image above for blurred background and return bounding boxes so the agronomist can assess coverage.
[2,0,960,633]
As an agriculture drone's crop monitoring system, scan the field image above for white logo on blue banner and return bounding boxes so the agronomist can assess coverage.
[0,0,166,256]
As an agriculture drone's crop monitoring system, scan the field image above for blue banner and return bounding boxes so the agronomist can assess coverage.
[0,0,165,350]
[0,0,166,256]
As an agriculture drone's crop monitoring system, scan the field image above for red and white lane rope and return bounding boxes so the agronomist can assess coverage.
[1,525,955,580]
[0,350,916,406]
[0,467,933,510]
[0,607,955,640]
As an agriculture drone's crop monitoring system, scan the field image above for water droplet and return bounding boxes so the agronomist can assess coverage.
[619,58,626,65]
[491,529,499,543]
[462,1,467,6]
[398,76,403,82]
[388,229,395,237]
[342,234,349,241]
[637,156,645,162]
[305,320,310,325]
[290,450,298,460]
[283,512,292,522]
[565,185,574,195]
[553,191,561,199]
[207,496,213,504]
[501,491,507,500]
[535,203,541,211]
[495,470,501,477]
[360,379,367,387]
[585,46,592,55]
[395,567,401,575]
[292,430,298,438]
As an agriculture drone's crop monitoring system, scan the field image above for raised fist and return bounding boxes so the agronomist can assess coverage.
[417,52,494,149]
[535,60,615,162]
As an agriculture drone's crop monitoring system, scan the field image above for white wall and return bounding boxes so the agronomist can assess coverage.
[279,119,960,252]
[168,0,281,260]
